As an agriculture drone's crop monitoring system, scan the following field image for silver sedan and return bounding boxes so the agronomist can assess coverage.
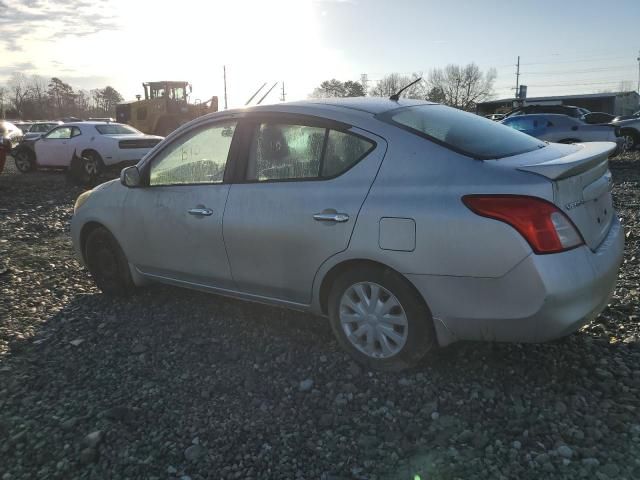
[71,98,624,371]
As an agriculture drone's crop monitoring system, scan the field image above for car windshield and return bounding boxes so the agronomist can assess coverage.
[381,104,545,159]
[95,124,140,135]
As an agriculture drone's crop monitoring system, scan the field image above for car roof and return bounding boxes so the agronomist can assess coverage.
[63,121,125,127]
[281,97,434,114]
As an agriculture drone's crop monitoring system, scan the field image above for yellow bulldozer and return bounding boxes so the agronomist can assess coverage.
[116,81,218,136]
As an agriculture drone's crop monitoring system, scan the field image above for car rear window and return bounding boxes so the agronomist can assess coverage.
[95,124,139,135]
[379,105,545,160]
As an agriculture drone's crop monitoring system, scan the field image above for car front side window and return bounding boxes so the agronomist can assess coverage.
[45,127,73,139]
[149,120,237,186]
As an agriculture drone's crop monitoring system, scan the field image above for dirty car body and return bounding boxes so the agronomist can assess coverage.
[71,98,624,369]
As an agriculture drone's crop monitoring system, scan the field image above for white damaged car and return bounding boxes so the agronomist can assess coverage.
[14,122,163,175]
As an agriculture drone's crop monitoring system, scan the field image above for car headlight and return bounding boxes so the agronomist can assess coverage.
[74,190,93,213]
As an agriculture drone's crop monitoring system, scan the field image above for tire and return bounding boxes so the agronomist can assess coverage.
[620,130,638,152]
[84,227,135,296]
[14,148,36,173]
[82,150,104,177]
[328,266,436,371]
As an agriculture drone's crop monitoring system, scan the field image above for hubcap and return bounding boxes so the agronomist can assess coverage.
[623,135,635,152]
[339,282,408,359]
[15,153,30,170]
[84,157,98,175]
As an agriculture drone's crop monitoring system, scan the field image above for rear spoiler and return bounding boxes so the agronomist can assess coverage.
[516,142,615,180]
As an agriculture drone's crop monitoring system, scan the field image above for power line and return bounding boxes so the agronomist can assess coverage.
[521,65,636,75]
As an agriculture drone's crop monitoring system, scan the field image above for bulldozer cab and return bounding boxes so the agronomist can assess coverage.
[143,81,191,102]
[117,80,217,136]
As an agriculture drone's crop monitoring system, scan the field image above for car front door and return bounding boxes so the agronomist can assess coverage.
[223,116,386,305]
[35,126,81,166]
[119,119,238,289]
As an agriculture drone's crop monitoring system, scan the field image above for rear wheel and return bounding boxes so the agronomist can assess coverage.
[621,130,638,152]
[85,227,134,296]
[328,266,436,371]
[14,149,36,173]
[82,151,104,177]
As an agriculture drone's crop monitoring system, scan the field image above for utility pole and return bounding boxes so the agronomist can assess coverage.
[223,65,228,110]
[361,73,368,95]
[637,49,640,93]
[281,82,286,102]
[514,56,520,100]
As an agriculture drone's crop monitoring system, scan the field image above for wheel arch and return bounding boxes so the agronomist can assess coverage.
[80,148,103,160]
[619,127,639,140]
[317,258,430,316]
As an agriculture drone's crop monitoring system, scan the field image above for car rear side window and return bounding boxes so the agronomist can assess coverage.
[95,124,139,135]
[246,123,374,182]
[381,105,545,159]
[322,130,373,177]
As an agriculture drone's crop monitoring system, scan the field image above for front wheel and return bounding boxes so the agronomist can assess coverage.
[328,266,436,371]
[85,227,135,296]
[14,149,36,173]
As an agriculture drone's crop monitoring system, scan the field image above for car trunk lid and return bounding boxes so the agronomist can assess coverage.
[513,141,615,251]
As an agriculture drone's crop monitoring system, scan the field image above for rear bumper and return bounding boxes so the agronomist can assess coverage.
[407,216,624,346]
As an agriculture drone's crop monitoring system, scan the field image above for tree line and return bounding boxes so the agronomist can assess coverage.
[0,73,124,120]
[309,63,497,111]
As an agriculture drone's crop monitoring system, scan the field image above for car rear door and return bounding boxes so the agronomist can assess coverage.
[223,115,386,304]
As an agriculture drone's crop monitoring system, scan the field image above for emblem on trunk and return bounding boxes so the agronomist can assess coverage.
[565,200,586,210]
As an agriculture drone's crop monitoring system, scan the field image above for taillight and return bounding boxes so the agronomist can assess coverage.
[462,195,584,254]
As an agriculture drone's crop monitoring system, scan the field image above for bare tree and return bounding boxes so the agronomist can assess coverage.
[371,73,427,100]
[8,73,32,117]
[370,73,425,99]
[426,63,496,111]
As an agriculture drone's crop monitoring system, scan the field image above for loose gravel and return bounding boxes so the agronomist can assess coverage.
[0,154,639,480]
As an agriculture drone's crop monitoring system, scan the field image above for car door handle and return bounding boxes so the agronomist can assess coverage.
[313,212,349,223]
[188,208,213,216]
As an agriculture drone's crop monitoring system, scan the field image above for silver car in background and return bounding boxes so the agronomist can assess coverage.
[71,98,624,371]
[501,113,624,151]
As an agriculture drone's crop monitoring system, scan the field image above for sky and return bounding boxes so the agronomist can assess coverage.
[1,0,639,108]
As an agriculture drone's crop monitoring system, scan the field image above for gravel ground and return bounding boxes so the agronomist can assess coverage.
[0,153,639,480]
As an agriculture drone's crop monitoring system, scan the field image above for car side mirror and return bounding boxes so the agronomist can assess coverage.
[121,165,141,188]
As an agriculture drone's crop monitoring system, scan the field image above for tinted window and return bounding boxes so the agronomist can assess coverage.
[322,130,374,177]
[95,124,140,135]
[150,121,236,186]
[383,105,544,159]
[247,123,325,181]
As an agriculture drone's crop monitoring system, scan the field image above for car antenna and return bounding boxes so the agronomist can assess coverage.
[389,77,422,101]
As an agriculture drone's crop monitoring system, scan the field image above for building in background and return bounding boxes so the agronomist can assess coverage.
[477,91,640,116]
